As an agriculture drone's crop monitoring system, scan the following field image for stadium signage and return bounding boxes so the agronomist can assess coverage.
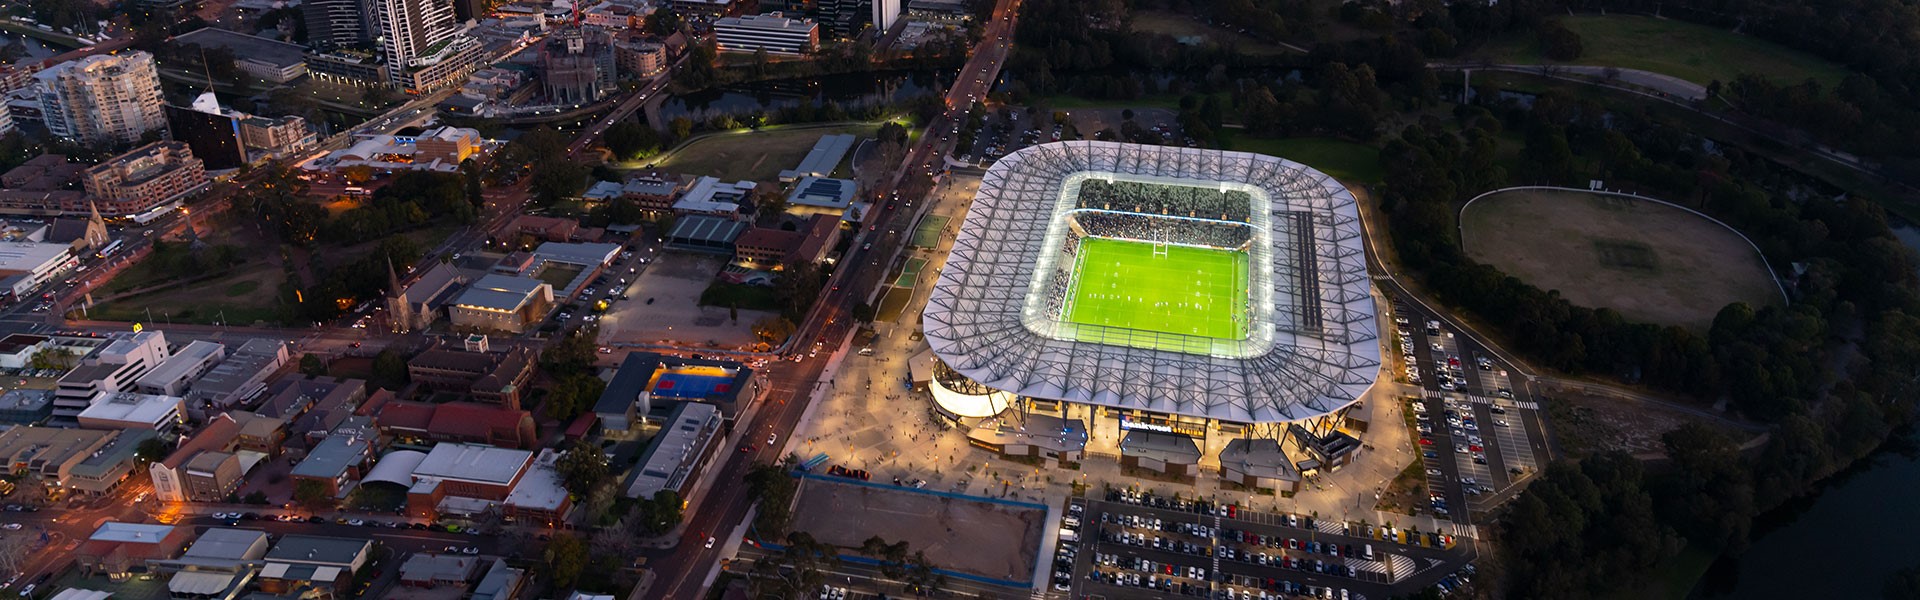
[1120,415,1204,437]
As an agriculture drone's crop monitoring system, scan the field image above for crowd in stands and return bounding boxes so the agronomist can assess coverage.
[1077,179,1253,223]
[1073,210,1253,250]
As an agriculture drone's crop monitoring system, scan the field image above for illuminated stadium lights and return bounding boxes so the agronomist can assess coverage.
[923,141,1379,424]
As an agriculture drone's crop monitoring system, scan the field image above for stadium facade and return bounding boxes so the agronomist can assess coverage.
[921,141,1379,486]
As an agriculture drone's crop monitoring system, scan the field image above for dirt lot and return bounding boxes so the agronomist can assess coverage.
[790,477,1044,584]
[1543,387,1723,458]
[1460,190,1780,330]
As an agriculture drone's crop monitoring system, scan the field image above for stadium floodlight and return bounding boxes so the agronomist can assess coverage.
[923,141,1380,424]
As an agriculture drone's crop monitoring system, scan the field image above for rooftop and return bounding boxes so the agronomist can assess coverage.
[625,401,720,498]
[89,521,177,543]
[135,340,224,390]
[780,134,855,181]
[0,242,73,272]
[289,417,373,479]
[173,27,309,69]
[182,528,270,560]
[786,176,857,209]
[453,274,548,312]
[502,448,567,512]
[76,391,181,425]
[265,535,370,566]
[413,442,533,486]
[665,214,748,245]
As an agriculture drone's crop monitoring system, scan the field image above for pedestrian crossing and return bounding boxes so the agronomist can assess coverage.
[1421,388,1538,410]
[1445,523,1480,539]
[1386,554,1419,581]
[1315,520,1346,535]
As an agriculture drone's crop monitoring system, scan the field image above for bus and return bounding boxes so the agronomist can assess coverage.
[95,240,123,259]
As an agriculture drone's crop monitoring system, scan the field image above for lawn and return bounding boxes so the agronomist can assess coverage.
[90,267,287,326]
[1476,15,1849,87]
[654,123,880,183]
[536,262,585,289]
[1221,134,1384,184]
[1129,11,1295,56]
[1063,237,1249,342]
[1460,189,1782,330]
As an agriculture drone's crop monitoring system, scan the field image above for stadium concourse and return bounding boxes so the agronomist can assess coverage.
[918,141,1379,490]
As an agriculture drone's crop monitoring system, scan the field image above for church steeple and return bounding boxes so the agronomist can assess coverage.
[386,257,403,298]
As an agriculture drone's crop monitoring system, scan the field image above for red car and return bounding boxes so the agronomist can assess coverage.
[737,444,755,453]
[1227,504,1238,518]
[1419,438,1435,445]
[1469,444,1484,452]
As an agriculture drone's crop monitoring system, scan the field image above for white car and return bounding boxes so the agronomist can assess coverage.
[704,537,716,549]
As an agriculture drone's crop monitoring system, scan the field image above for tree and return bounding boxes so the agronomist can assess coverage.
[28,348,76,370]
[544,373,607,421]
[293,479,334,510]
[541,329,600,376]
[299,353,327,377]
[635,490,682,535]
[745,460,800,536]
[604,121,665,160]
[136,437,171,462]
[645,6,682,35]
[752,316,796,344]
[544,533,590,588]
[244,491,271,505]
[668,117,694,142]
[555,440,610,497]
[1538,23,1584,61]
[372,349,409,387]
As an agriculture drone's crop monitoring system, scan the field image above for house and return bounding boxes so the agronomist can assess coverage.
[397,553,480,588]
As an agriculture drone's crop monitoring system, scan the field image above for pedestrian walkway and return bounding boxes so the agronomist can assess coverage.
[1444,523,1479,539]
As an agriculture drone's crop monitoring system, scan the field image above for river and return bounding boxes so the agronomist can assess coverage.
[1689,430,1920,599]
[2,32,62,61]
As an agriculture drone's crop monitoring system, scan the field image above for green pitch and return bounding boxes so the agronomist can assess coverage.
[1063,237,1250,343]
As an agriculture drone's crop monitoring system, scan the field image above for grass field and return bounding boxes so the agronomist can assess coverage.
[1476,15,1848,87]
[653,123,879,183]
[91,268,287,326]
[1460,190,1781,330]
[1063,237,1248,341]
[1130,11,1294,56]
[1220,134,1384,183]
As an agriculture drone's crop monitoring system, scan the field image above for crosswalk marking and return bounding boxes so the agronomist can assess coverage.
[1315,520,1345,535]
[1446,523,1480,539]
[1387,554,1418,581]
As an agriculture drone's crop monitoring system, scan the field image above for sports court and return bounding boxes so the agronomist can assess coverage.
[649,365,737,398]
[1062,237,1249,341]
[910,216,949,248]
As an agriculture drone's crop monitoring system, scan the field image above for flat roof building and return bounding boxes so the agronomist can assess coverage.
[674,177,754,216]
[32,51,167,146]
[449,274,553,335]
[785,176,858,213]
[624,401,722,499]
[593,352,757,433]
[259,535,371,595]
[76,391,185,432]
[714,13,820,55]
[0,242,77,297]
[405,442,535,519]
[186,338,288,413]
[502,448,572,524]
[289,416,375,498]
[665,215,749,254]
[136,340,225,396]
[173,28,310,83]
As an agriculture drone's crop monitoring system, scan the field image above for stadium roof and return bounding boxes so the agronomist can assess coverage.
[922,141,1379,424]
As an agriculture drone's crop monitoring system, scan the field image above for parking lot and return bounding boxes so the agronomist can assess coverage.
[1387,298,1551,519]
[1051,489,1471,599]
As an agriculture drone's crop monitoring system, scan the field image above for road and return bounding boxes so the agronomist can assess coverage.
[641,2,1024,598]
[568,63,683,159]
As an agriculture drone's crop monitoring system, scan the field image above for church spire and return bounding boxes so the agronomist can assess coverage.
[387,256,403,297]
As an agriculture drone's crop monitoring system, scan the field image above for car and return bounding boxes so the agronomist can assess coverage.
[1495,419,1510,427]
[348,519,364,526]
[704,537,716,549]
[0,524,16,531]
[463,547,479,555]
[1423,451,1439,459]
[1419,437,1434,445]
[1455,444,1468,454]
[767,433,778,445]
[1469,444,1484,452]
[1425,468,1442,476]
[737,443,755,453]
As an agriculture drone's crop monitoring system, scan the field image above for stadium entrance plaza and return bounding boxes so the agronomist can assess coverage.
[790,168,1432,526]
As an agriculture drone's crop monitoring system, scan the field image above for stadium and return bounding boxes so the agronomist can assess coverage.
[919,141,1379,487]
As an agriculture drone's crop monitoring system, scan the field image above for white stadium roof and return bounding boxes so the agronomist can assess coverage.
[922,141,1379,424]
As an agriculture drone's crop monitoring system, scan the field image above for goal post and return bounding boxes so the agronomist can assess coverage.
[1153,238,1169,258]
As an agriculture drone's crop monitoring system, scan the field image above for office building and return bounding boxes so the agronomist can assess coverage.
[172,28,310,83]
[258,536,373,595]
[53,331,170,420]
[623,401,722,498]
[135,339,225,396]
[82,142,210,214]
[613,39,667,77]
[305,49,389,87]
[403,442,535,519]
[713,13,820,55]
[32,52,168,146]
[303,0,373,51]
[239,115,317,161]
[78,522,191,576]
[0,242,78,297]
[75,391,187,432]
[184,338,288,413]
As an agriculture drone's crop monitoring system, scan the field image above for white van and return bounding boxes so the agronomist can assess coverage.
[1058,528,1078,543]
[1364,544,1375,560]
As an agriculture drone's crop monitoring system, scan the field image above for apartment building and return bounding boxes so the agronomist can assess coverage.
[32,51,168,146]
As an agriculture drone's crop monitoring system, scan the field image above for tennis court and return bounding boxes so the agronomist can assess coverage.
[1062,237,1249,340]
[910,216,949,248]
